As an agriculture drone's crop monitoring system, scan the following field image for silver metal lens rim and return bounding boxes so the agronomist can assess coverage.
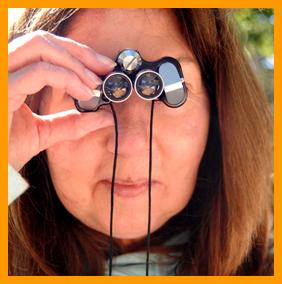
[134,70,164,101]
[102,72,133,103]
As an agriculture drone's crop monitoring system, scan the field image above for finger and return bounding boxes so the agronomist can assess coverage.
[8,31,106,89]
[43,32,117,74]
[9,61,94,112]
[8,31,116,80]
[33,109,114,152]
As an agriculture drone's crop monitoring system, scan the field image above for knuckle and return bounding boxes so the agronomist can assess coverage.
[33,30,48,38]
[35,61,50,74]
[64,77,79,94]
[62,68,75,81]
[66,69,80,83]
[75,62,86,76]
[32,62,55,83]
[30,30,49,47]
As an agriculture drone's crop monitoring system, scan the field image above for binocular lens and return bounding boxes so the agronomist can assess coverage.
[103,72,132,102]
[135,70,164,100]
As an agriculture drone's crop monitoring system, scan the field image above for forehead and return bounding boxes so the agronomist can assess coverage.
[65,8,193,61]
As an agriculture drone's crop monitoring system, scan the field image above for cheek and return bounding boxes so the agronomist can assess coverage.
[156,94,210,161]
[46,133,106,206]
[47,139,95,180]
[154,94,210,215]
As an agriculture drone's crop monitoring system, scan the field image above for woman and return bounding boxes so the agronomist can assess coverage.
[8,8,273,275]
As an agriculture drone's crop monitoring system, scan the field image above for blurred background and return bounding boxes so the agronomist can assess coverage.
[233,8,274,110]
[8,8,274,109]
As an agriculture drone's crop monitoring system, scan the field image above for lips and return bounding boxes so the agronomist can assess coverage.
[112,178,149,185]
[100,179,160,198]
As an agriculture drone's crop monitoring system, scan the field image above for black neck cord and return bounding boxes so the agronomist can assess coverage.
[108,100,155,276]
[108,103,118,276]
[146,100,155,276]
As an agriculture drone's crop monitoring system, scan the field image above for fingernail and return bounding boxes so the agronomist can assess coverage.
[84,86,96,98]
[96,53,117,68]
[85,69,103,86]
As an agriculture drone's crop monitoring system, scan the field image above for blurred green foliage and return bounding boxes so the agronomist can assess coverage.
[233,8,274,108]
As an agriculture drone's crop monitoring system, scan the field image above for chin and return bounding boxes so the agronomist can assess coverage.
[92,214,167,240]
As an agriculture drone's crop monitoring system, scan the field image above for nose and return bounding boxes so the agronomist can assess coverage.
[106,94,152,158]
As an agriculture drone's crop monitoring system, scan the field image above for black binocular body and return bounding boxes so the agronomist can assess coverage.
[74,49,188,112]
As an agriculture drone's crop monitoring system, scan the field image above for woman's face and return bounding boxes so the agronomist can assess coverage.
[40,9,210,243]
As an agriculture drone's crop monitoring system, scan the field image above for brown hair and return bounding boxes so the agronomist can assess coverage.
[8,8,273,275]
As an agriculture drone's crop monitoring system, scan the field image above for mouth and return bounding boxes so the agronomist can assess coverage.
[100,179,160,198]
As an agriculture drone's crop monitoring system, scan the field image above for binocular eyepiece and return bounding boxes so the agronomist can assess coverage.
[74,49,188,112]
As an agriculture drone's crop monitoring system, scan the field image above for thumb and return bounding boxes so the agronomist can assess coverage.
[33,109,114,152]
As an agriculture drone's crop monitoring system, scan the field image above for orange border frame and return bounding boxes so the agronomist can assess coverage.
[1,1,280,283]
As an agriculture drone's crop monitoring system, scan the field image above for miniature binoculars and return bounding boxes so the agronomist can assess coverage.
[74,49,188,112]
